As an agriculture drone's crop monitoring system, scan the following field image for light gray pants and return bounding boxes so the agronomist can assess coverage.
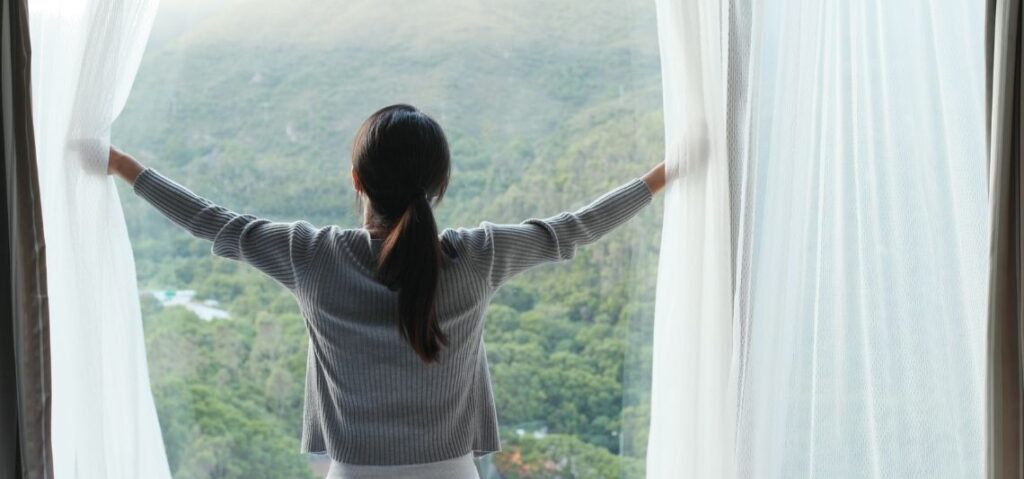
[326,453,479,479]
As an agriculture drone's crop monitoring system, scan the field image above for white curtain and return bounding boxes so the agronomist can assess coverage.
[28,0,171,477]
[646,0,735,477]
[652,0,988,477]
[730,0,987,476]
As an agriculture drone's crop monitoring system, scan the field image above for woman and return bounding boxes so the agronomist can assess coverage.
[109,104,666,478]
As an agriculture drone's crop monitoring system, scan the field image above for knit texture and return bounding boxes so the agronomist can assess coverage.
[133,169,653,465]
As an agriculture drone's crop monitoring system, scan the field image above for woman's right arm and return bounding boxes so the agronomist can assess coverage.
[457,163,664,289]
[110,146,325,290]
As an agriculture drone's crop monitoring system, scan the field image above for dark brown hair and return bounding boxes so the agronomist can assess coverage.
[352,104,451,363]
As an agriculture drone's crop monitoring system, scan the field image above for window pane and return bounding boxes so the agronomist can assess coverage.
[114,1,663,477]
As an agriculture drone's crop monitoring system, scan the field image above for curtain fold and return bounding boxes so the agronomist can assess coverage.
[646,0,735,477]
[28,0,170,476]
[2,0,52,476]
[986,0,1024,477]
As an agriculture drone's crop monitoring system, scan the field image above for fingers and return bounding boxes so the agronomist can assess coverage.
[65,138,109,176]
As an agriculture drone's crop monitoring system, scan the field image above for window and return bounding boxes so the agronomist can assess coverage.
[114,1,663,477]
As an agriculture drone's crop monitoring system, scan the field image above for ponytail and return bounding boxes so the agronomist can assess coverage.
[372,194,444,362]
[377,193,448,363]
[352,104,451,363]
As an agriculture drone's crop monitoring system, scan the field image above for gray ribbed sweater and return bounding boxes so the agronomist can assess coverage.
[133,168,653,466]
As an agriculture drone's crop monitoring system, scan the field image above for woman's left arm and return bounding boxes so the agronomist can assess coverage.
[109,146,325,290]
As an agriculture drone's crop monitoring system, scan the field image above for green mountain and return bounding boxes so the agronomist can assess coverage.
[115,0,664,477]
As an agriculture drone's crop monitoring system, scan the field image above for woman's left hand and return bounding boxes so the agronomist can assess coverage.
[642,162,666,194]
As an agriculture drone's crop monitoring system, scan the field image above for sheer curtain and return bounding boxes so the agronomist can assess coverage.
[728,0,987,477]
[646,0,735,477]
[652,0,988,477]
[28,0,170,477]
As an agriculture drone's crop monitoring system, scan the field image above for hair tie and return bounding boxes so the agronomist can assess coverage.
[410,186,428,203]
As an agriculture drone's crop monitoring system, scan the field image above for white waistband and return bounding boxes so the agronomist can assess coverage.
[326,452,479,479]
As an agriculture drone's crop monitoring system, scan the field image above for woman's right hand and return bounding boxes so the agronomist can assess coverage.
[108,145,145,185]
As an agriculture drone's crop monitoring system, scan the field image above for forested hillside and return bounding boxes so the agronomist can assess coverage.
[114,0,664,477]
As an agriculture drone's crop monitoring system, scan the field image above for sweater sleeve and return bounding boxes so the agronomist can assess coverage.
[451,178,654,289]
[132,168,325,290]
